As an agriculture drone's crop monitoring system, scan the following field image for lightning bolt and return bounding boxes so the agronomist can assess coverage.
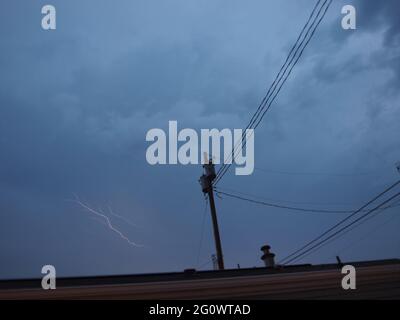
[71,194,143,248]
[108,205,140,229]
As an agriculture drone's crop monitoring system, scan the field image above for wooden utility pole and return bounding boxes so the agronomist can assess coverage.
[199,159,225,270]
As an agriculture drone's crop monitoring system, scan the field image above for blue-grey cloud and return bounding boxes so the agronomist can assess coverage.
[0,0,399,279]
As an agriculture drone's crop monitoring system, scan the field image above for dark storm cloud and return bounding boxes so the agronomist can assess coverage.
[321,0,400,87]
[0,0,399,279]
[355,0,400,46]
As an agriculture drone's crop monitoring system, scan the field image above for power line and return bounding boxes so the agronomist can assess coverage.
[252,0,332,132]
[336,201,400,257]
[198,258,213,269]
[215,187,400,215]
[207,154,380,178]
[279,180,400,264]
[253,166,380,177]
[214,0,328,184]
[216,186,370,207]
[214,0,333,186]
[286,201,400,263]
[245,0,324,132]
[283,191,400,265]
[215,188,358,214]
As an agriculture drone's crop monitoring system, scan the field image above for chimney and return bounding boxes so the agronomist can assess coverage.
[260,244,275,268]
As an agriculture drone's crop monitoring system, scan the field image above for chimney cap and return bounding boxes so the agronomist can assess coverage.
[260,244,271,251]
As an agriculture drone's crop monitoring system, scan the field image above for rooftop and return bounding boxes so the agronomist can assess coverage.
[1,258,399,299]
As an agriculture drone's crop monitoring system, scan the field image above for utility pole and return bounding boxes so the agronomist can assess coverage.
[199,158,225,270]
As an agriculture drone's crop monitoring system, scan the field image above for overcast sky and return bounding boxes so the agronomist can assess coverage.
[0,0,399,279]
